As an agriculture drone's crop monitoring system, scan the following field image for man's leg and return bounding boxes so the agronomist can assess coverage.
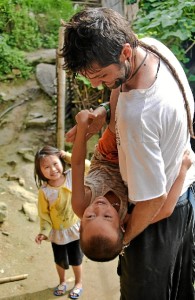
[119,199,194,300]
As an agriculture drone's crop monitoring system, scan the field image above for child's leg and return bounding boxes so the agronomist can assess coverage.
[70,264,83,298]
[51,243,68,296]
[53,264,67,296]
[72,264,82,288]
[67,240,83,298]
[56,263,65,284]
[52,243,68,283]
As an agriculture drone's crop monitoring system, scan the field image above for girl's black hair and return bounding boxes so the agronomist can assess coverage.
[34,145,66,188]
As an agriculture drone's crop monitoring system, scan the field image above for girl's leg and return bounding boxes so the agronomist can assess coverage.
[56,263,66,284]
[72,264,82,289]
[67,240,83,298]
[51,243,67,296]
[53,264,67,296]
[67,240,83,288]
[69,264,83,298]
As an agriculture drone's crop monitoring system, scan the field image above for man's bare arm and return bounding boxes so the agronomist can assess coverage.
[123,194,166,245]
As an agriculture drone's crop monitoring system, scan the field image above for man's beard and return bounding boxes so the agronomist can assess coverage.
[104,60,131,90]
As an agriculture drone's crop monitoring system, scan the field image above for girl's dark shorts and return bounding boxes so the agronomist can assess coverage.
[51,239,83,270]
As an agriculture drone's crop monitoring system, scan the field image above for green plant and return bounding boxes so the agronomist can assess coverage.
[0,0,76,79]
[0,35,32,80]
[0,0,75,50]
[73,74,110,111]
[30,0,76,48]
[133,0,195,66]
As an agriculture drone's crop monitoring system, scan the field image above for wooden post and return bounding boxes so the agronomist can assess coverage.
[56,26,66,150]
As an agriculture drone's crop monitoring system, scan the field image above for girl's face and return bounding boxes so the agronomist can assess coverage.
[40,155,63,181]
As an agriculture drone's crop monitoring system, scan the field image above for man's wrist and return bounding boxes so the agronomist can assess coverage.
[99,102,110,124]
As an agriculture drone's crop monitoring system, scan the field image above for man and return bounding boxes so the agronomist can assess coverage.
[62,7,195,300]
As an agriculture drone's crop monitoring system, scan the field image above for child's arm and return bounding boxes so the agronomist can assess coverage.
[151,150,192,223]
[35,233,47,244]
[60,150,72,165]
[60,150,91,175]
[35,189,52,244]
[71,110,95,218]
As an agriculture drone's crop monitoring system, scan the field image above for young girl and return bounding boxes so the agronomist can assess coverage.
[71,109,192,262]
[34,145,83,299]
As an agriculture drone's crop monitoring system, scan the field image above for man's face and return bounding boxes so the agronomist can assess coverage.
[83,61,129,90]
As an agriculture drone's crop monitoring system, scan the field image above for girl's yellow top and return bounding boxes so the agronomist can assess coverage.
[38,169,79,241]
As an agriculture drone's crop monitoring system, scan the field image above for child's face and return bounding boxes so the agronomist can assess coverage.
[81,196,121,242]
[40,155,63,181]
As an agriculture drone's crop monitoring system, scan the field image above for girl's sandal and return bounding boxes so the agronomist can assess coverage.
[69,287,83,299]
[54,283,67,296]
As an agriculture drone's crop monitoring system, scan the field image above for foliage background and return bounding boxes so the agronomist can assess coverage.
[133,0,195,83]
[0,0,75,79]
[0,0,194,82]
[0,0,194,110]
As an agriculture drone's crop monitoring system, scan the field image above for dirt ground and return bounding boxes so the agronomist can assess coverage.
[0,78,120,300]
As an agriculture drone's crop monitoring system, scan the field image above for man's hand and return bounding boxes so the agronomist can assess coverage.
[65,125,77,143]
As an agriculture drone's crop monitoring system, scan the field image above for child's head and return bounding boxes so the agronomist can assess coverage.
[80,196,124,262]
[34,145,66,188]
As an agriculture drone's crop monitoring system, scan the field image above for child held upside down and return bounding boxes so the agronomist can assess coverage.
[71,109,192,262]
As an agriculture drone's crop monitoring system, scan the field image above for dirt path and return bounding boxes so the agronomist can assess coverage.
[0,78,120,300]
[0,184,120,300]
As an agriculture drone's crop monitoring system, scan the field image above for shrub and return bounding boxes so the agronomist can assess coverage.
[0,0,76,79]
[133,0,195,66]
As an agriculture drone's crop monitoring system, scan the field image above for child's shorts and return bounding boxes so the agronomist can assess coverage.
[51,239,83,269]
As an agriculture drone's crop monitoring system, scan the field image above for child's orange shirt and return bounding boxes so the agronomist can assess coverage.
[97,127,118,164]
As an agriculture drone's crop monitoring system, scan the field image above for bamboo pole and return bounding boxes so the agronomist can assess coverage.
[56,26,66,150]
[0,274,28,284]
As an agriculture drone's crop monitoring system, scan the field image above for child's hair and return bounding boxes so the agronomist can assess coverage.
[80,226,124,262]
[34,145,66,188]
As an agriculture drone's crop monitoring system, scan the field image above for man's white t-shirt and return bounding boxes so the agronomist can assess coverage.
[116,37,195,202]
